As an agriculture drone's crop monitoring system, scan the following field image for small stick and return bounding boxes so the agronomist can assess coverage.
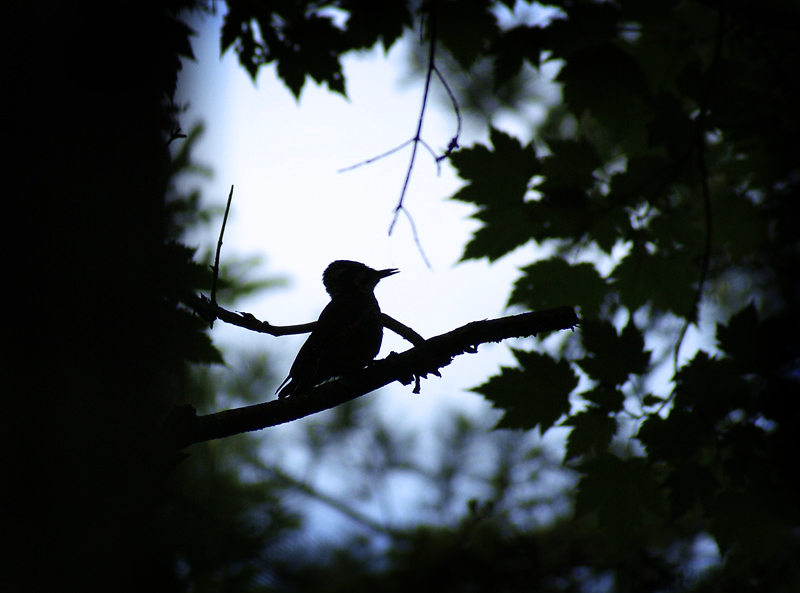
[209,185,234,328]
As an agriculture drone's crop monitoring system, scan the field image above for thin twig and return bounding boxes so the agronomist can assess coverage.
[183,291,317,336]
[183,293,424,346]
[336,1,460,267]
[337,139,415,173]
[167,126,187,146]
[691,12,726,319]
[388,5,437,237]
[399,206,432,269]
[418,137,442,173]
[208,185,234,328]
[433,64,462,160]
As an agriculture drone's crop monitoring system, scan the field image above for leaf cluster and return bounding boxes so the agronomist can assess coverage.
[221,0,413,97]
[433,0,800,588]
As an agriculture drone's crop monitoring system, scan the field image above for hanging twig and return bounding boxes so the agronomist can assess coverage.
[338,0,461,267]
[432,65,461,161]
[397,206,432,268]
[387,3,438,239]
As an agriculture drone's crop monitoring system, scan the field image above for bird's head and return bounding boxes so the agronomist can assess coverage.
[322,260,399,296]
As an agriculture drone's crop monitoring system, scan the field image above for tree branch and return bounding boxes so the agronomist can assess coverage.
[337,0,460,267]
[164,306,579,449]
[183,292,424,345]
[207,185,234,328]
[183,291,316,336]
[387,1,438,239]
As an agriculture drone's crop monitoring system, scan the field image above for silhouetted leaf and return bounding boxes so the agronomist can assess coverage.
[581,386,625,413]
[712,193,768,261]
[638,410,711,463]
[435,0,498,69]
[540,137,602,193]
[563,408,616,461]
[613,240,696,316]
[645,92,694,161]
[544,2,619,58]
[274,15,348,98]
[473,349,577,432]
[716,302,760,370]
[673,351,750,420]
[556,43,650,151]
[588,207,631,253]
[460,206,535,262]
[609,154,669,205]
[450,128,539,261]
[577,319,650,386]
[450,127,539,208]
[221,4,350,97]
[508,258,608,317]
[648,205,707,255]
[341,0,412,51]
[490,25,545,88]
[641,394,663,407]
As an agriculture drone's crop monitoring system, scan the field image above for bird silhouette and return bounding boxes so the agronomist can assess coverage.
[276,260,399,398]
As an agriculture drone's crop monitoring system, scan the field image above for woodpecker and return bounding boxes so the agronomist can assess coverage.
[276,260,399,398]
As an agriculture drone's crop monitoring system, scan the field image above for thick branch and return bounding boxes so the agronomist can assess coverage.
[165,306,579,449]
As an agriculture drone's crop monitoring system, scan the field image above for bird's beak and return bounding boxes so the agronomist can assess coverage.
[377,268,399,280]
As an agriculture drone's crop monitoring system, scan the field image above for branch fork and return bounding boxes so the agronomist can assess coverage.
[167,305,579,448]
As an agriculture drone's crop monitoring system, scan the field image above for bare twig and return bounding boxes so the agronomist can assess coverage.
[432,64,461,161]
[388,5,438,238]
[164,306,580,448]
[184,291,317,336]
[397,206,432,268]
[337,139,415,173]
[418,137,442,172]
[338,0,461,266]
[183,293,425,346]
[167,126,187,145]
[207,185,234,328]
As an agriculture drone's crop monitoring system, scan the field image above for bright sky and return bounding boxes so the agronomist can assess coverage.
[175,10,555,431]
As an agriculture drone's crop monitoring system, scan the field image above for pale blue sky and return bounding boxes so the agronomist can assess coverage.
[174,11,557,429]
